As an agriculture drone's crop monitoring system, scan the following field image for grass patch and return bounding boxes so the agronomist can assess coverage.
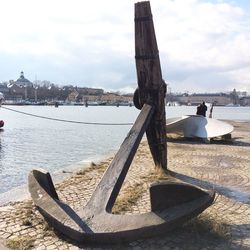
[76,162,97,175]
[167,133,183,140]
[76,160,110,176]
[6,237,35,250]
[21,206,35,227]
[41,222,57,237]
[184,214,231,243]
[141,168,175,183]
[21,219,32,226]
[112,168,174,214]
[13,201,38,227]
[112,182,145,214]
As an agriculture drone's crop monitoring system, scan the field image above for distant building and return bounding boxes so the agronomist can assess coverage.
[14,71,33,87]
[240,96,250,106]
[8,84,25,100]
[100,92,121,103]
[0,83,9,96]
[67,90,79,102]
[80,87,104,96]
[121,93,133,103]
[176,93,231,106]
[82,94,101,102]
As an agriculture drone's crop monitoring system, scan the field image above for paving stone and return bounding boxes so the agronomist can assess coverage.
[68,246,79,250]
[36,246,46,250]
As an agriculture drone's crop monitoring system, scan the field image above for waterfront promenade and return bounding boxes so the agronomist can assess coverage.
[0,121,249,249]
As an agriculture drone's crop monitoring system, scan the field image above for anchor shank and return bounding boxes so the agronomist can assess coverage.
[86,104,155,213]
[134,1,167,169]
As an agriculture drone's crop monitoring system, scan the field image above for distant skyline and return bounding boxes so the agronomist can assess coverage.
[1,0,250,93]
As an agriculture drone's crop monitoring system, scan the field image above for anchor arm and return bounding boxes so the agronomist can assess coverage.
[85,104,155,214]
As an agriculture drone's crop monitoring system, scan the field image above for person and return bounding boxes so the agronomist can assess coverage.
[209,102,215,118]
[196,104,202,115]
[196,101,207,117]
[200,101,207,117]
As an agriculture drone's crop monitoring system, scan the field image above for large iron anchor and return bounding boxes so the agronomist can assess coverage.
[28,1,215,243]
[29,104,214,243]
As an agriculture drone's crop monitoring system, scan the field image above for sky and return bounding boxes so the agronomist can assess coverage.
[0,0,250,94]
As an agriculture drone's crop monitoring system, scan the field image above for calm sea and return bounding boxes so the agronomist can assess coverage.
[0,105,249,197]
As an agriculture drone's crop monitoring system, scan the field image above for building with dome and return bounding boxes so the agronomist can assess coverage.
[5,71,33,101]
[14,71,33,87]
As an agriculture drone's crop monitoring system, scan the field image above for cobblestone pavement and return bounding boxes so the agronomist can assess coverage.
[0,121,249,250]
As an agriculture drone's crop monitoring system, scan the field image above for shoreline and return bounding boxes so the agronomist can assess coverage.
[0,151,116,206]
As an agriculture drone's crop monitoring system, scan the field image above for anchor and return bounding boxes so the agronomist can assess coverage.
[28,1,215,243]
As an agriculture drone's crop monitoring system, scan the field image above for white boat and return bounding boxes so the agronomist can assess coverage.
[166,101,180,106]
[225,103,240,107]
[166,115,233,139]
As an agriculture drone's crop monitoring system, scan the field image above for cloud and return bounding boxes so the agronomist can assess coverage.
[0,0,250,93]
[155,0,250,92]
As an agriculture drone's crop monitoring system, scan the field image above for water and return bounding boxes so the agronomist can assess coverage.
[165,106,250,120]
[0,105,139,195]
[0,105,249,195]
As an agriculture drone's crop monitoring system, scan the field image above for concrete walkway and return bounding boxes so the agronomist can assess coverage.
[0,121,249,250]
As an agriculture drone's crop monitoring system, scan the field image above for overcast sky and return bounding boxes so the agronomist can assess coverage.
[0,0,250,93]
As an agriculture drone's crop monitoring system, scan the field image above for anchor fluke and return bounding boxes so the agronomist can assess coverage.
[150,181,214,211]
[29,168,215,243]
